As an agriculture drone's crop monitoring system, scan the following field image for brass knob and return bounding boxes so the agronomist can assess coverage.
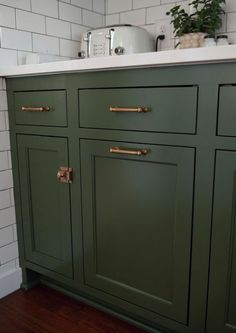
[57,170,66,181]
[57,167,73,183]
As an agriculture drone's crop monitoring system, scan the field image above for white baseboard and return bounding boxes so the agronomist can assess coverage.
[0,268,22,299]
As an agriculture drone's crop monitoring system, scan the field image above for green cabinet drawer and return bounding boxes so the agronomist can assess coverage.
[218,85,236,137]
[14,90,67,127]
[79,86,198,134]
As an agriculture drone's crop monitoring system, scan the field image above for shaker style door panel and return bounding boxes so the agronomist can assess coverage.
[207,151,236,332]
[17,135,73,278]
[81,139,195,324]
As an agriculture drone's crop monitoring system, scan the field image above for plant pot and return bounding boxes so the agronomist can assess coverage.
[179,32,207,49]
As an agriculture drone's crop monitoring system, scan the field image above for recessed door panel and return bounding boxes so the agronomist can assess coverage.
[207,151,236,332]
[17,135,73,278]
[81,140,195,324]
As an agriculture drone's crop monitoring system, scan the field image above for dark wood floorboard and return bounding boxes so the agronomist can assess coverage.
[0,284,146,333]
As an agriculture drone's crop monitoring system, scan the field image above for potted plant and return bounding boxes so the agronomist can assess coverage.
[166,0,225,48]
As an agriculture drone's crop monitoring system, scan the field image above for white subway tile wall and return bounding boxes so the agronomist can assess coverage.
[120,9,146,26]
[0,0,105,66]
[59,2,82,25]
[46,18,71,39]
[106,0,234,50]
[31,0,59,18]
[71,24,89,41]
[16,10,46,34]
[105,13,119,26]
[0,49,17,67]
[82,9,104,28]
[0,78,18,283]
[71,0,93,10]
[60,38,81,57]
[0,5,16,28]
[0,0,31,11]
[32,33,60,55]
[93,0,106,14]
[1,28,32,52]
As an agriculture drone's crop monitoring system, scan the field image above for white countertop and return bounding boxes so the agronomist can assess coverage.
[1,45,236,77]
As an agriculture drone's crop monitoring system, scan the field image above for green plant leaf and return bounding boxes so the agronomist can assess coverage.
[166,0,225,37]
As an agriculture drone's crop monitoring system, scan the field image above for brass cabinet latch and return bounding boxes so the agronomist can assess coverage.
[57,167,73,183]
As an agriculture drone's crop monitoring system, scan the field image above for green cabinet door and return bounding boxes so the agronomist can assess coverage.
[81,139,195,324]
[207,151,236,333]
[17,135,73,278]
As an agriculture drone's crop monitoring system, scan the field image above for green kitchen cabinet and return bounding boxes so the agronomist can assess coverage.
[81,139,195,325]
[17,135,73,279]
[6,63,236,333]
[207,151,236,333]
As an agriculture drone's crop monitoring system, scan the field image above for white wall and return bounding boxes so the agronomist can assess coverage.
[0,78,21,298]
[0,0,105,66]
[106,0,236,50]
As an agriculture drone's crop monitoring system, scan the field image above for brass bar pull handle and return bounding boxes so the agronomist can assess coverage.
[110,147,148,156]
[109,106,149,113]
[57,167,73,183]
[21,106,50,112]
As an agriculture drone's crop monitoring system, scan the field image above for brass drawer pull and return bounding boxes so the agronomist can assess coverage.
[21,106,51,112]
[110,147,148,156]
[109,106,149,113]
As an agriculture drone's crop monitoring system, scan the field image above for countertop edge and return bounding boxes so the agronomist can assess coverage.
[1,45,236,77]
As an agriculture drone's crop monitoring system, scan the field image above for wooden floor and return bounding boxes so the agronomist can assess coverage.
[0,284,146,333]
